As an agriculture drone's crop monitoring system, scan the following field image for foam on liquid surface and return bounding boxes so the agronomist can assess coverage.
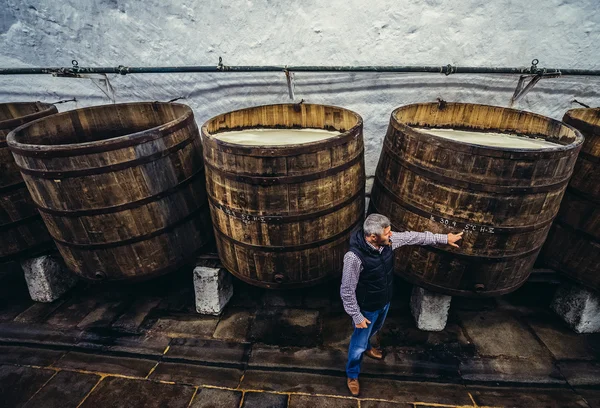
[414,128,559,149]
[213,128,342,146]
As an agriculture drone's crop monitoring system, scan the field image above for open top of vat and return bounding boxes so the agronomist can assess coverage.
[201,103,362,156]
[563,108,600,154]
[412,127,560,149]
[0,102,57,141]
[393,102,583,154]
[564,107,600,128]
[7,102,193,156]
[211,127,342,146]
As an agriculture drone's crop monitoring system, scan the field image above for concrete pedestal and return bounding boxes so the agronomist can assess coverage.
[552,283,600,334]
[20,255,78,303]
[194,266,233,315]
[410,285,452,332]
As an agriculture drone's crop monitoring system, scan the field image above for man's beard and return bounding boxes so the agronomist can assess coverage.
[378,237,391,247]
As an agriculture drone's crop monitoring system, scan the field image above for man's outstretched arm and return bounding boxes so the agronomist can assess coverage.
[390,231,449,250]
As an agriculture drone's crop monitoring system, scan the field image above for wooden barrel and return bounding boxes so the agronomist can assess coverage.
[201,103,365,289]
[7,102,212,281]
[370,102,583,297]
[542,108,600,290]
[0,102,57,262]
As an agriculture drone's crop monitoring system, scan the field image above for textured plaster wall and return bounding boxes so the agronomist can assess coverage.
[1,0,599,177]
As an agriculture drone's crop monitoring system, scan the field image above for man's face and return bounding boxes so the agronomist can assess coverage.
[369,226,392,247]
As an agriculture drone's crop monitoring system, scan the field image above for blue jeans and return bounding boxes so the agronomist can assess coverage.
[345,302,390,379]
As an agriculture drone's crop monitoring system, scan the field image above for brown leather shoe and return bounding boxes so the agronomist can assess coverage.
[364,348,384,360]
[347,378,360,396]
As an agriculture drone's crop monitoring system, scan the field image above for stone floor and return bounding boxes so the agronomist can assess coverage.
[0,259,599,408]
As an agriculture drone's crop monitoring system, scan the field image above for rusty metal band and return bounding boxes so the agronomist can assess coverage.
[542,258,599,291]
[553,218,600,244]
[0,241,55,263]
[8,111,193,158]
[205,150,364,186]
[382,142,571,194]
[207,187,365,224]
[565,185,600,206]
[0,213,43,232]
[15,135,197,179]
[0,181,27,195]
[371,177,555,234]
[397,270,531,298]
[36,166,206,217]
[369,199,543,261]
[50,203,209,250]
[226,268,338,289]
[213,216,362,253]
[578,150,600,164]
[71,245,210,282]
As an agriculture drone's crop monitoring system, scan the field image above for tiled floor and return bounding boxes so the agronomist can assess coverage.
[1,262,599,407]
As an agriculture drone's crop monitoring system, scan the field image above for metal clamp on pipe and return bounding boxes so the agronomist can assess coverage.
[510,59,562,106]
[51,59,83,78]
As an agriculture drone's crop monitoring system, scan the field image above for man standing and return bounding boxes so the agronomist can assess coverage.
[341,213,463,396]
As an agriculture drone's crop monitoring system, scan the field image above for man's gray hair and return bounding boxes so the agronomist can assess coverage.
[363,213,391,236]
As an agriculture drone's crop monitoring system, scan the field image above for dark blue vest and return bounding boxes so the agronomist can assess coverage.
[348,229,395,312]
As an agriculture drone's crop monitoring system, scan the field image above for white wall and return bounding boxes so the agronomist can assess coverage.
[1,0,599,177]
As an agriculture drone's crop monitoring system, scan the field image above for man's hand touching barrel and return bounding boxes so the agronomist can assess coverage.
[447,232,463,248]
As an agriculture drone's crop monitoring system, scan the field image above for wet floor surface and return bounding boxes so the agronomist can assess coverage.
[0,262,599,407]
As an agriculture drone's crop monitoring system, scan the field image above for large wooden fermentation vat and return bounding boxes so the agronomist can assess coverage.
[370,102,583,297]
[542,108,600,290]
[8,102,212,281]
[202,104,365,289]
[0,102,57,262]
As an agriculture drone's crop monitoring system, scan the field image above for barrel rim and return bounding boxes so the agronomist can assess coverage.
[0,102,58,132]
[200,103,363,157]
[563,107,600,155]
[392,102,584,154]
[6,102,193,157]
[563,107,600,129]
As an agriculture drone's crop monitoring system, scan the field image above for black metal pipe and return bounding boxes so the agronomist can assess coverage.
[1,64,600,76]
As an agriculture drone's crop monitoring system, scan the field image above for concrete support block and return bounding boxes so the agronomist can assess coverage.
[20,255,78,303]
[410,285,452,332]
[194,266,233,315]
[552,283,600,334]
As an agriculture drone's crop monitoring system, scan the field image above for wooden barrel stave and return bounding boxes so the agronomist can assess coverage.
[8,102,212,281]
[202,103,365,289]
[372,102,583,297]
[214,225,355,288]
[0,102,57,262]
[54,213,211,280]
[38,174,207,245]
[393,245,539,297]
[542,108,600,290]
[372,181,554,258]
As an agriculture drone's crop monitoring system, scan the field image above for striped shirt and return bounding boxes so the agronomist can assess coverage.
[340,231,448,325]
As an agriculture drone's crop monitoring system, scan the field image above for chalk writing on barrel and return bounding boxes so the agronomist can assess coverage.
[429,215,495,234]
